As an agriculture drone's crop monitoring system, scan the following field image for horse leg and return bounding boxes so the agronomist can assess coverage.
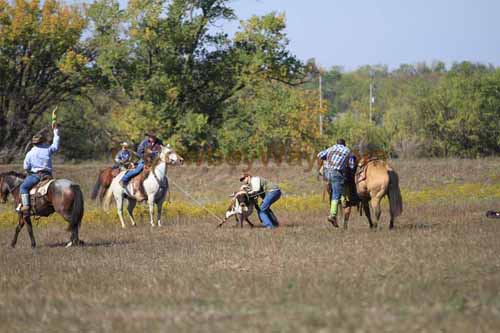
[148,195,155,227]
[156,200,164,227]
[343,206,351,230]
[371,196,382,229]
[11,217,25,248]
[25,217,36,248]
[363,201,374,229]
[116,195,127,228]
[127,199,137,227]
[389,210,395,230]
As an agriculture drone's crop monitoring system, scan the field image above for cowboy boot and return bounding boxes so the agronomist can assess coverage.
[20,194,31,216]
[327,215,339,228]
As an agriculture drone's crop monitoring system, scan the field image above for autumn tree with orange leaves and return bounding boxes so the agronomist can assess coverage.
[0,0,91,161]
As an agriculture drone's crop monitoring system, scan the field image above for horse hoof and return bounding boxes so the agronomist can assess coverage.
[65,241,73,248]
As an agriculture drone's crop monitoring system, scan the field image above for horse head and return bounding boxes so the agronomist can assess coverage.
[160,145,184,165]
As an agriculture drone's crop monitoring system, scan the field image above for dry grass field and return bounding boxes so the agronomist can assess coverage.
[1,159,500,332]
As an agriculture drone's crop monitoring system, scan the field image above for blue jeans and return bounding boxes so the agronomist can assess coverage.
[327,169,345,201]
[20,174,41,195]
[121,161,144,184]
[258,189,281,228]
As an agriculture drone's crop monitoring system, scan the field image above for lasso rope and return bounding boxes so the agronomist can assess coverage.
[169,180,224,224]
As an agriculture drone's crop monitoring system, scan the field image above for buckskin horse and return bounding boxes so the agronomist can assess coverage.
[0,171,84,248]
[356,159,403,229]
[103,145,183,228]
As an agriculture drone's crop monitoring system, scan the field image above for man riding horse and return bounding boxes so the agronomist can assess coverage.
[19,122,60,215]
[120,131,163,199]
[113,142,136,171]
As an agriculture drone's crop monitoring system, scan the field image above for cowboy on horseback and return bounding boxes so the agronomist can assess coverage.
[19,122,60,215]
[113,142,135,171]
[318,138,356,228]
[120,131,163,194]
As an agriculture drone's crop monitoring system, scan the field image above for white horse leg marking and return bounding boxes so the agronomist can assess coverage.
[148,194,155,227]
[116,194,126,228]
[127,199,137,226]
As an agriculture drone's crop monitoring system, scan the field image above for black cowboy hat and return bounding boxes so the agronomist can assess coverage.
[145,131,157,137]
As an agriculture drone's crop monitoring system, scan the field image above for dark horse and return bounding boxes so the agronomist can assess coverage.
[0,171,84,248]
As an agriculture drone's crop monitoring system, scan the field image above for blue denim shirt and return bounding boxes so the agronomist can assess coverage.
[114,150,132,164]
[23,128,60,173]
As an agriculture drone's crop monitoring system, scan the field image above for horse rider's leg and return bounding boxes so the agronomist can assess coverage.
[127,199,137,227]
[11,216,25,248]
[116,195,127,229]
[363,201,374,228]
[148,194,155,227]
[156,199,164,227]
[25,216,36,248]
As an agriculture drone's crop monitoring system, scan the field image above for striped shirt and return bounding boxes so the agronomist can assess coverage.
[318,144,354,172]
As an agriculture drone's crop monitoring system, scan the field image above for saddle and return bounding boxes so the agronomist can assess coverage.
[355,157,380,184]
[127,164,152,201]
[29,176,56,217]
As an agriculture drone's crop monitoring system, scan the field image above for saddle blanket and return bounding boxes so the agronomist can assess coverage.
[30,179,55,196]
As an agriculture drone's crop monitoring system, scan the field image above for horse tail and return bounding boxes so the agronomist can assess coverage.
[102,187,114,211]
[69,184,84,231]
[388,169,403,218]
[90,172,102,200]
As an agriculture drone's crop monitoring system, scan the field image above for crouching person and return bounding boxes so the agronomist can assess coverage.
[240,173,281,229]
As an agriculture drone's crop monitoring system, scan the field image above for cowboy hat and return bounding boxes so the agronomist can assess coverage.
[145,131,157,138]
[120,142,129,147]
[239,172,251,182]
[31,134,46,144]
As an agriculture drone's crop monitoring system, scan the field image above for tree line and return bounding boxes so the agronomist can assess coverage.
[1,0,499,162]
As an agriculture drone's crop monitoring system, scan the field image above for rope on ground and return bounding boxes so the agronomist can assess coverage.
[169,180,224,224]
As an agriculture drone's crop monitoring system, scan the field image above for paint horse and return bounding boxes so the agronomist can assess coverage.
[0,171,84,248]
[103,145,183,228]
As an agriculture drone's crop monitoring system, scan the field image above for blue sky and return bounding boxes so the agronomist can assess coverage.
[110,0,500,70]
[222,0,500,70]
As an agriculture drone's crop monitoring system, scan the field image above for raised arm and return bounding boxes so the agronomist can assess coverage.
[48,128,60,155]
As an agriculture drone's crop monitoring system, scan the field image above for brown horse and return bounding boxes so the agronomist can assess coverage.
[0,172,84,248]
[356,159,403,229]
[91,167,120,202]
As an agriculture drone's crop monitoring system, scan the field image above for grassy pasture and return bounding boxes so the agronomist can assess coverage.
[1,159,500,332]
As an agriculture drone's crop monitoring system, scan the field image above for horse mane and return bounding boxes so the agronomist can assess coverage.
[0,171,26,179]
[149,156,162,169]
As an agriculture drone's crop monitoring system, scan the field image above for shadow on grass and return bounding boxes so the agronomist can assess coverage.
[45,239,135,248]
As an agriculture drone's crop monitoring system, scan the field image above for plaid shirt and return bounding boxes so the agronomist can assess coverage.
[318,144,354,172]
